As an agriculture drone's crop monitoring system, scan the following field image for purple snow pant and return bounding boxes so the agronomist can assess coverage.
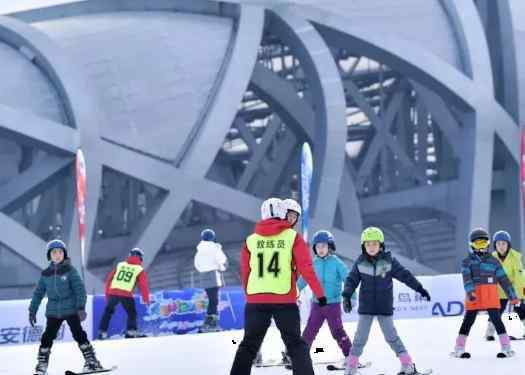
[302,302,351,357]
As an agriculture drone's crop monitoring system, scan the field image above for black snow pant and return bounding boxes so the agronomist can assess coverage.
[497,299,525,320]
[460,309,506,335]
[206,287,219,315]
[99,295,137,332]
[230,303,314,375]
[41,314,89,348]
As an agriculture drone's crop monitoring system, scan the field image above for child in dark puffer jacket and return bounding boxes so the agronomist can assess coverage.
[342,227,431,375]
[29,239,104,375]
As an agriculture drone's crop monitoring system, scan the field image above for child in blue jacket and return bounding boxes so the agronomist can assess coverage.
[342,227,431,375]
[298,230,352,358]
[29,240,103,375]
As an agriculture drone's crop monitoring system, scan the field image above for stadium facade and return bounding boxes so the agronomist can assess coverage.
[0,0,524,297]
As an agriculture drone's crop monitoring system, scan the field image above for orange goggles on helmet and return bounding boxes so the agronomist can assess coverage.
[471,238,490,250]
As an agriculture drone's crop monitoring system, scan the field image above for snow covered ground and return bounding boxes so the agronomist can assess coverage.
[1,315,523,375]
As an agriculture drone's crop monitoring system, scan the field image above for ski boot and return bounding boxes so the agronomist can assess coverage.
[344,355,360,375]
[398,363,416,375]
[97,331,108,340]
[124,330,147,338]
[451,335,470,358]
[485,322,495,341]
[199,314,221,333]
[253,350,263,366]
[497,334,515,358]
[281,350,291,365]
[398,353,416,375]
[34,346,50,375]
[79,343,104,372]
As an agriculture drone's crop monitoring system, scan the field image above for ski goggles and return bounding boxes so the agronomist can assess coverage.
[471,238,490,250]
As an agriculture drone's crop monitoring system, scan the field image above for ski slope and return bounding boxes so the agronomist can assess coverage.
[0,315,523,375]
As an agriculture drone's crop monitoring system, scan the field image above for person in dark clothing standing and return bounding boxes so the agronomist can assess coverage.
[29,239,103,375]
[342,227,431,375]
[230,197,327,375]
[98,248,150,339]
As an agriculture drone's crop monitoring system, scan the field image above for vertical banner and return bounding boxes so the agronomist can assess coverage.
[521,129,525,210]
[301,143,313,242]
[75,149,87,280]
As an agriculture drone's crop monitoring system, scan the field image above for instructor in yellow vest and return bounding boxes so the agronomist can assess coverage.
[485,230,525,340]
[98,248,150,339]
[230,198,326,375]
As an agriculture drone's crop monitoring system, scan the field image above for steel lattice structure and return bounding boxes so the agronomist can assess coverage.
[0,0,523,296]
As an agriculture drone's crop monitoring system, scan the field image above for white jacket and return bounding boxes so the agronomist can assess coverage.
[194,241,228,273]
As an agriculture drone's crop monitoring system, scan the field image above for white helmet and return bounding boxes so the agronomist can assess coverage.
[261,198,286,220]
[282,198,302,216]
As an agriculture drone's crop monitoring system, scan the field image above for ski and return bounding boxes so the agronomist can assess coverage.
[376,369,432,375]
[64,365,117,375]
[326,360,372,371]
[510,336,525,341]
[450,351,471,358]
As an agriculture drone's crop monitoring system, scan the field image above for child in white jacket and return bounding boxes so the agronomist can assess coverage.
[194,228,228,332]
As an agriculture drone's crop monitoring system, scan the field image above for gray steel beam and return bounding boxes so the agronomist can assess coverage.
[0,104,77,154]
[237,117,281,191]
[307,9,521,261]
[125,5,264,270]
[269,7,347,231]
[410,81,460,154]
[0,213,48,270]
[0,155,73,214]
[360,181,458,218]
[250,63,314,140]
[9,0,230,22]
[0,16,104,289]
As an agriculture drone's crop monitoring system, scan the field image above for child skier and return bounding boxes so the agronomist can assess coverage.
[194,228,228,333]
[453,228,520,358]
[342,227,431,375]
[98,247,150,339]
[29,239,104,375]
[484,230,525,340]
[297,230,352,359]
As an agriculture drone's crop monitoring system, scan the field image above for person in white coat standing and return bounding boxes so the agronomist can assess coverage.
[194,228,228,332]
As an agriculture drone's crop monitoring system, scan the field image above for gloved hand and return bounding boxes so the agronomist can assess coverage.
[318,296,327,307]
[418,288,431,301]
[78,310,87,322]
[343,297,352,313]
[29,311,37,328]
[467,292,477,302]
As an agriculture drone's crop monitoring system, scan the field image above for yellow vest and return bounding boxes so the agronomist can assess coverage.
[246,228,296,295]
[492,249,525,299]
[110,262,143,292]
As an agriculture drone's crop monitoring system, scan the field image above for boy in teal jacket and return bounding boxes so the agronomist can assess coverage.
[29,239,103,375]
[298,230,352,358]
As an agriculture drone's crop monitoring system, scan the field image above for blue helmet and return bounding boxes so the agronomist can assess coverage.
[201,228,216,242]
[46,239,68,260]
[129,247,144,260]
[312,230,336,254]
[493,230,511,247]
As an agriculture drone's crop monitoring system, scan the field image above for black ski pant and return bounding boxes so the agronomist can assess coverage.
[230,303,314,375]
[493,299,525,321]
[41,314,89,348]
[460,309,506,335]
[99,295,137,332]
[206,287,219,315]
